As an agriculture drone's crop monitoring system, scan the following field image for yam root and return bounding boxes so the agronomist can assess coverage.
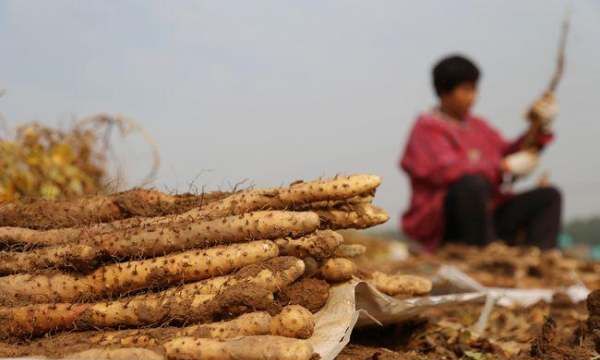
[270,305,315,339]
[86,174,382,232]
[0,244,100,275]
[0,211,318,273]
[0,189,178,230]
[277,278,330,313]
[301,257,319,278]
[334,244,366,258]
[0,312,310,359]
[78,174,381,234]
[62,348,165,360]
[0,174,380,248]
[0,283,276,339]
[276,230,342,260]
[0,225,90,250]
[295,195,374,210]
[162,256,305,299]
[320,258,357,282]
[90,211,318,259]
[163,335,314,360]
[0,257,304,338]
[369,271,432,296]
[0,210,318,254]
[15,312,273,356]
[193,174,381,219]
[0,240,279,305]
[316,203,389,230]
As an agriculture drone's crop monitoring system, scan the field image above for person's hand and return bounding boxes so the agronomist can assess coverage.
[527,93,558,132]
[502,150,540,177]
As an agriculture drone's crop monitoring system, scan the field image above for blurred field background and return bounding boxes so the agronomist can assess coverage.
[1,0,599,251]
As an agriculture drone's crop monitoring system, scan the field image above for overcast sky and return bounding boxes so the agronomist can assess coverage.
[1,1,599,228]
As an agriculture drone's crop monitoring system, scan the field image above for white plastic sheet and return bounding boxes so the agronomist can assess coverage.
[435,264,591,307]
[309,279,484,360]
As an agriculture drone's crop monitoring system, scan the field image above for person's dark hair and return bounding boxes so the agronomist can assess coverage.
[432,55,480,97]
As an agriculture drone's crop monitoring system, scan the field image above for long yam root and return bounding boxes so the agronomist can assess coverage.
[0,312,273,358]
[0,225,91,250]
[276,230,342,260]
[0,310,313,358]
[162,256,305,299]
[163,335,314,360]
[190,174,381,220]
[87,305,312,349]
[0,257,304,338]
[16,335,314,360]
[0,189,178,230]
[91,211,318,258]
[63,348,164,360]
[295,195,374,210]
[85,174,380,233]
[0,240,279,305]
[0,174,379,247]
[0,211,318,274]
[316,203,389,230]
[0,210,318,252]
[0,195,118,230]
[0,244,100,275]
[48,174,381,237]
[0,283,276,339]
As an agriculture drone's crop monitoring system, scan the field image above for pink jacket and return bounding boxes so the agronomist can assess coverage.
[399,111,552,251]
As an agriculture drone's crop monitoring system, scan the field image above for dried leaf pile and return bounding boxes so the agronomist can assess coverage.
[337,234,600,359]
[339,291,599,359]
[0,174,433,360]
[353,239,600,289]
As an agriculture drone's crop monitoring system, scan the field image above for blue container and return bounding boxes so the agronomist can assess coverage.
[592,245,600,261]
[558,232,573,249]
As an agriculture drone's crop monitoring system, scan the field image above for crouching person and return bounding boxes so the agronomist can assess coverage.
[400,54,561,252]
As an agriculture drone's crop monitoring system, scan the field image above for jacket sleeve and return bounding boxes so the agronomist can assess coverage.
[474,119,518,156]
[490,128,554,156]
[400,121,498,187]
[476,117,554,156]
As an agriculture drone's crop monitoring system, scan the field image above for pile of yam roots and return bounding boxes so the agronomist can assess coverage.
[0,174,431,360]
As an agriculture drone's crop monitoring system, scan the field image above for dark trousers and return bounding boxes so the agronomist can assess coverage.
[443,175,562,249]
